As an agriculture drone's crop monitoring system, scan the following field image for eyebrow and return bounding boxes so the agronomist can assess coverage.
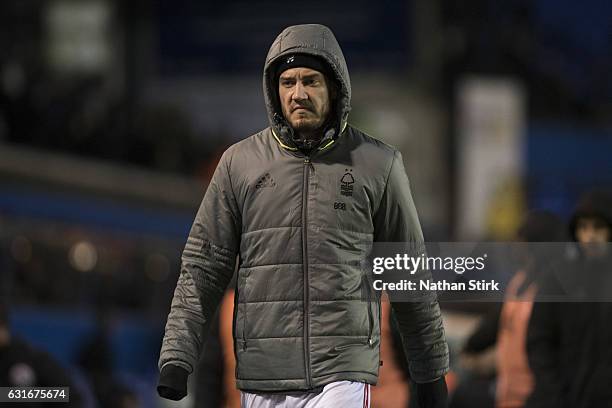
[279,73,323,81]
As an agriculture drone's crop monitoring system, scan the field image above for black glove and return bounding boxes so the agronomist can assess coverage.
[415,377,448,408]
[157,364,189,401]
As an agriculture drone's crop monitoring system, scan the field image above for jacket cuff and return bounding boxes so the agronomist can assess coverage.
[415,377,448,408]
[157,364,189,401]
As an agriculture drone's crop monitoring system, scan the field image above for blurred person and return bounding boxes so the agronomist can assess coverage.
[77,309,136,408]
[215,291,418,408]
[451,211,565,408]
[215,290,448,408]
[526,190,612,408]
[371,297,411,408]
[0,302,83,407]
[157,24,449,408]
[495,211,565,408]
[189,268,239,407]
[218,289,242,408]
[451,305,499,406]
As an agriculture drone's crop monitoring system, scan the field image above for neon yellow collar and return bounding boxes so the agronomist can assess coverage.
[271,121,347,152]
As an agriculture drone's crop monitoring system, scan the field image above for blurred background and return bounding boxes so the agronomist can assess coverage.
[0,0,610,407]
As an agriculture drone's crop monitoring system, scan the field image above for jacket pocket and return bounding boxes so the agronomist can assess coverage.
[232,286,239,358]
[242,302,247,351]
[367,302,374,347]
[238,268,248,351]
[362,274,375,347]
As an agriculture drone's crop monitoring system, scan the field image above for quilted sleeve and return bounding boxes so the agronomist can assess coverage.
[158,148,241,374]
[373,150,450,383]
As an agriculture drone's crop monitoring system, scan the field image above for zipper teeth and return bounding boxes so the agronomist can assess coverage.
[302,157,312,387]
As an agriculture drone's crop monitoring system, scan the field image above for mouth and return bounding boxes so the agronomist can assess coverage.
[293,106,311,112]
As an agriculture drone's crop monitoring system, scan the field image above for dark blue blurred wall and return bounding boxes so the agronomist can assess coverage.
[527,122,612,217]
[156,0,412,75]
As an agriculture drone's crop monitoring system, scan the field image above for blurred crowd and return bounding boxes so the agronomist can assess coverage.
[453,191,612,408]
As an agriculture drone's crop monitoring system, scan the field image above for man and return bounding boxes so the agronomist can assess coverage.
[157,24,449,408]
[526,190,612,408]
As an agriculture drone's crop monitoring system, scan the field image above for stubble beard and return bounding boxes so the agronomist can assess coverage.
[292,117,318,132]
[290,110,328,141]
[293,122,324,145]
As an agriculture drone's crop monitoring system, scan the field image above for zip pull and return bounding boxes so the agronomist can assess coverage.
[304,157,314,172]
[368,337,374,347]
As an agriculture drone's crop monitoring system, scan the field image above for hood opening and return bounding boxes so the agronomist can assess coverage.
[569,189,612,242]
[266,56,344,151]
[263,24,352,151]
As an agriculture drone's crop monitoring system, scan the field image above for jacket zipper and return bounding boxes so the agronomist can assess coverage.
[302,156,312,387]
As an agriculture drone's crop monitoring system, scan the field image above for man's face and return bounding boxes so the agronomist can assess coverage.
[576,217,610,244]
[278,67,331,133]
[576,216,610,258]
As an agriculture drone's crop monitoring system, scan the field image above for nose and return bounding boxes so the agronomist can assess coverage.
[292,81,308,101]
[581,226,596,243]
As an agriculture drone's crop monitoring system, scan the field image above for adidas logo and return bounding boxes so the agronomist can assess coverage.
[255,173,276,189]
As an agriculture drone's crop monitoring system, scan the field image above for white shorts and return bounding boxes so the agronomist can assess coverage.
[240,381,371,408]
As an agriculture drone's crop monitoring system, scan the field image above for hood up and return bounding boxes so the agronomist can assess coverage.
[569,189,612,241]
[263,24,351,151]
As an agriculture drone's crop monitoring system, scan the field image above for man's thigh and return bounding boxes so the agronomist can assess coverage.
[240,381,370,408]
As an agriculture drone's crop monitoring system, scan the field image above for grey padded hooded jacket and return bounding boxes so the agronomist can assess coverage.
[159,23,449,392]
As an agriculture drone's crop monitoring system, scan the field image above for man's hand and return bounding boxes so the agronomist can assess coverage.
[157,364,189,401]
[415,377,448,408]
